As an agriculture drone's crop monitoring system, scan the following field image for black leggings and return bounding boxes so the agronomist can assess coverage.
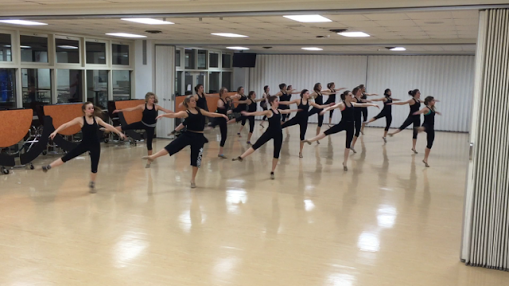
[280,106,289,122]
[398,115,421,139]
[354,114,362,137]
[261,104,268,121]
[247,116,255,133]
[362,107,368,122]
[61,141,101,173]
[281,116,308,141]
[422,124,435,149]
[308,108,324,127]
[218,118,227,147]
[252,130,283,159]
[164,132,206,167]
[234,114,247,126]
[373,112,393,131]
[324,121,354,148]
[122,121,155,151]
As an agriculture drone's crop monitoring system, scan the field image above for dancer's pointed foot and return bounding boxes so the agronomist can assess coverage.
[423,160,430,167]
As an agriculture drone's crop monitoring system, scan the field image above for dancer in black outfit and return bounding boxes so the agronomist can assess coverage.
[364,88,400,142]
[260,85,270,127]
[143,95,228,188]
[279,89,332,158]
[414,96,441,167]
[358,84,378,134]
[275,83,300,123]
[42,102,125,192]
[214,87,235,159]
[232,96,299,180]
[324,82,346,127]
[308,83,339,141]
[230,86,249,137]
[230,91,265,145]
[304,91,378,171]
[112,92,173,165]
[172,84,217,134]
[350,87,376,153]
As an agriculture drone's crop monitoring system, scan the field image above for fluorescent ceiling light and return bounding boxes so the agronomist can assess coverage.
[227,46,249,50]
[121,18,174,25]
[106,33,146,38]
[283,15,332,23]
[58,45,78,49]
[338,31,370,38]
[390,47,406,51]
[0,20,47,26]
[20,46,31,49]
[4,45,11,48]
[302,47,323,51]
[212,33,248,38]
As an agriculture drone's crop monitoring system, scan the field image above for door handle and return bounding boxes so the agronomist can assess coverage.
[469,142,474,160]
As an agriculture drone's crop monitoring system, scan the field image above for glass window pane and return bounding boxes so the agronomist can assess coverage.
[175,50,181,67]
[209,53,219,68]
[184,72,193,95]
[112,44,129,65]
[113,70,131,101]
[86,70,109,108]
[20,35,48,63]
[185,49,195,69]
[222,54,231,69]
[197,50,206,69]
[22,68,52,111]
[221,72,232,91]
[197,72,205,86]
[209,72,220,94]
[0,69,16,108]
[175,71,182,96]
[57,70,82,103]
[56,38,80,64]
[86,42,106,64]
[0,34,12,62]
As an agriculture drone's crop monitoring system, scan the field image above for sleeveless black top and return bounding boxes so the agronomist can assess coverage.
[382,97,392,114]
[237,94,248,111]
[341,101,355,122]
[353,97,363,118]
[196,93,208,110]
[297,98,309,117]
[268,109,282,132]
[217,98,229,115]
[423,106,435,126]
[328,89,336,102]
[314,91,323,105]
[280,91,290,108]
[248,98,257,112]
[142,103,158,127]
[409,98,421,116]
[82,116,100,143]
[186,108,205,132]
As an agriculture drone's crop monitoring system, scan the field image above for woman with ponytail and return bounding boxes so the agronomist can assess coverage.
[414,96,441,167]
[364,88,400,142]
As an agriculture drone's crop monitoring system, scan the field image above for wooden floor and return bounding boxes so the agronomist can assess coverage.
[1,124,508,285]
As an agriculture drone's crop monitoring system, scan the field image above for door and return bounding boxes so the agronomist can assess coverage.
[183,71,207,95]
[154,45,175,139]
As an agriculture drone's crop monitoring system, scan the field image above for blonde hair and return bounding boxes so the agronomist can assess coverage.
[145,92,158,104]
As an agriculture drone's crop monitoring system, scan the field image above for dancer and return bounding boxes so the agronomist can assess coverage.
[364,88,400,142]
[388,89,424,154]
[214,87,234,159]
[42,102,126,192]
[142,95,228,188]
[232,95,299,179]
[308,83,339,140]
[275,83,300,123]
[414,96,440,167]
[279,89,332,158]
[324,82,346,127]
[171,84,217,135]
[231,86,249,137]
[112,92,173,165]
[230,91,265,145]
[350,87,376,153]
[303,90,378,171]
[260,85,270,128]
[359,84,378,134]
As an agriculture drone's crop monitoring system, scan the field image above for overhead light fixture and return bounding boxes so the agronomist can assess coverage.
[283,15,332,23]
[212,33,248,38]
[57,45,78,49]
[227,46,249,50]
[0,20,47,26]
[302,47,323,51]
[20,46,31,49]
[106,33,146,38]
[338,31,370,38]
[4,45,11,48]
[121,18,174,25]
[390,47,406,51]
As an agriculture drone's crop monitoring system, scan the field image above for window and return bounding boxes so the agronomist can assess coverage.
[197,50,207,69]
[86,70,109,108]
[209,72,220,94]
[112,44,129,65]
[20,35,48,63]
[86,42,106,64]
[222,54,231,69]
[221,72,232,91]
[55,38,80,64]
[209,53,219,68]
[0,69,16,108]
[175,50,181,67]
[0,33,12,62]
[112,70,131,100]
[184,72,193,95]
[22,69,52,110]
[175,71,183,96]
[57,70,82,103]
[185,49,195,69]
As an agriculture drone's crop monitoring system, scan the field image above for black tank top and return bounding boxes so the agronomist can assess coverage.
[328,89,336,102]
[237,94,248,110]
[423,106,435,126]
[410,98,421,115]
[196,93,208,110]
[361,93,368,109]
[142,103,157,127]
[217,98,228,115]
[341,101,355,122]
[353,97,363,117]
[382,97,392,113]
[248,98,257,112]
[297,98,309,117]
[82,116,100,143]
[314,91,323,105]
[185,108,205,132]
[268,109,282,131]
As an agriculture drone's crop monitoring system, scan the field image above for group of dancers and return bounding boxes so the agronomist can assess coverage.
[40,83,439,191]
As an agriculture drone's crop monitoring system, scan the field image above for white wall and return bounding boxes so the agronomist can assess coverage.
[233,67,249,92]
[134,39,154,99]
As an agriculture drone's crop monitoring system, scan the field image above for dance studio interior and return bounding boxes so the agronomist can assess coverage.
[1,0,508,285]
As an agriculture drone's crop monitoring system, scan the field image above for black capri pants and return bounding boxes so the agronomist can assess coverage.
[422,124,435,149]
[281,115,308,141]
[280,105,290,122]
[398,115,421,139]
[251,130,283,159]
[164,132,206,167]
[218,118,227,147]
[361,107,368,122]
[324,121,355,149]
[373,112,393,131]
[308,108,324,127]
[354,114,362,137]
[122,121,155,151]
[61,141,101,173]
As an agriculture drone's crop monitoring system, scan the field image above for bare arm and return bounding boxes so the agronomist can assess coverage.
[352,102,379,108]
[156,105,173,113]
[320,102,343,115]
[205,93,218,98]
[279,99,299,106]
[241,110,272,117]
[201,110,229,119]
[310,101,333,109]
[96,118,126,139]
[390,99,412,106]
[49,117,81,139]
[156,110,188,120]
[370,98,386,102]
[113,104,143,113]
[413,107,430,115]
[365,93,378,96]
[280,108,300,114]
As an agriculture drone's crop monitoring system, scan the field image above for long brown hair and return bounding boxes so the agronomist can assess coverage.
[424,96,435,111]
[145,92,158,103]
[82,102,103,117]
[183,94,196,108]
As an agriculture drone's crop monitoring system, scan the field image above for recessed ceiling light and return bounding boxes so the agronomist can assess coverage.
[4,45,11,48]
[0,20,47,26]
[338,31,370,38]
[212,33,248,38]
[227,46,249,50]
[283,15,332,23]
[106,33,146,38]
[20,46,31,49]
[390,47,406,51]
[57,45,78,49]
[302,47,323,51]
[121,18,174,25]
